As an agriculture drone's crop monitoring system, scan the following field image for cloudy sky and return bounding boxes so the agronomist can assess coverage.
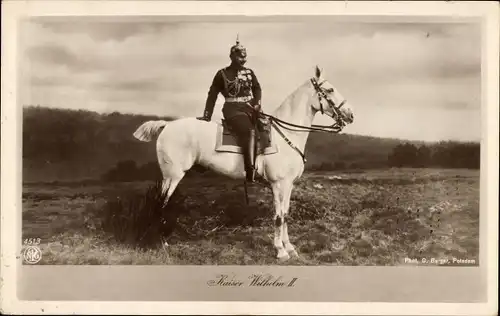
[20,17,481,142]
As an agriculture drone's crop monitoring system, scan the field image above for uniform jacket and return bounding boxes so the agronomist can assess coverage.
[204,66,262,119]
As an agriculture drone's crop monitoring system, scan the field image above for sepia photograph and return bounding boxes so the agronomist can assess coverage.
[20,15,482,266]
[2,1,498,314]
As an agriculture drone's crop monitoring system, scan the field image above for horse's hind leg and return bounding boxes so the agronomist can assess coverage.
[156,134,192,207]
[159,166,186,207]
[160,177,181,206]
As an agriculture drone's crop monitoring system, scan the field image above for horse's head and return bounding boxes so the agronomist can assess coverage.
[309,66,354,127]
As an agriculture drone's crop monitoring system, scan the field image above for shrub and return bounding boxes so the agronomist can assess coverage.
[99,181,186,248]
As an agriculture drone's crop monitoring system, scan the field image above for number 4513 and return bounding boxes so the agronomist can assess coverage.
[23,238,41,246]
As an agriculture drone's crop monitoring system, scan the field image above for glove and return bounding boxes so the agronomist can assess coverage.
[197,110,211,121]
[197,115,210,121]
[247,102,261,112]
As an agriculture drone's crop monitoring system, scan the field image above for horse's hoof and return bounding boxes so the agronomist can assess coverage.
[288,249,299,258]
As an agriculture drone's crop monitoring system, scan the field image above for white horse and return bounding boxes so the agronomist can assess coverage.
[133,66,354,261]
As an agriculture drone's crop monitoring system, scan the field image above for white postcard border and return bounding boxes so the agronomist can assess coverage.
[1,1,498,315]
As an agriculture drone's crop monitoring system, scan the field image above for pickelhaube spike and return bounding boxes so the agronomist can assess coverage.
[230,34,246,56]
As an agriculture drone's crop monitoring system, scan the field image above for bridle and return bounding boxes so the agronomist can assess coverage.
[257,77,350,163]
[310,77,347,123]
[262,77,349,133]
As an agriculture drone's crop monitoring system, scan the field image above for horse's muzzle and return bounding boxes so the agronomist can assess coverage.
[346,113,354,123]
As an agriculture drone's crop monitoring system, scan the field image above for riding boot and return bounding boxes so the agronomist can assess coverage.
[244,129,256,183]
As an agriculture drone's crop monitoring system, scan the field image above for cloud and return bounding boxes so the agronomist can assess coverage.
[93,77,165,92]
[25,44,104,74]
[30,19,169,42]
[26,45,77,67]
[20,18,482,141]
[29,75,71,88]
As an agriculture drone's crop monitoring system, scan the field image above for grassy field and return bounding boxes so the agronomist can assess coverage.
[22,168,480,266]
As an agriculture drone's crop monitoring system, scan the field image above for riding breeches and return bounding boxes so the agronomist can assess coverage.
[224,113,255,144]
[223,106,258,181]
[224,111,256,182]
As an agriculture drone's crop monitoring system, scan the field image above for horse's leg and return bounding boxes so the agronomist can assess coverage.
[159,164,186,208]
[271,181,289,261]
[281,181,298,257]
[160,178,184,207]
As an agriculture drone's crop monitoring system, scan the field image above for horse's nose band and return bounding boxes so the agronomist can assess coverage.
[310,78,348,124]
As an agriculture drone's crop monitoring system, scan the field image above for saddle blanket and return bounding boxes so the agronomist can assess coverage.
[215,120,278,155]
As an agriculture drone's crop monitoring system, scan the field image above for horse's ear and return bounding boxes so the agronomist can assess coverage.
[315,65,323,79]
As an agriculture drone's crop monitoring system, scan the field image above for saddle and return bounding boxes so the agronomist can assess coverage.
[215,116,278,155]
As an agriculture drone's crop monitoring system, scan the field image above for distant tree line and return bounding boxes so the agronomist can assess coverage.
[387,141,480,169]
[23,106,480,182]
[103,141,480,181]
[102,141,479,182]
[101,160,213,182]
[309,141,480,171]
[101,161,162,182]
[309,161,365,171]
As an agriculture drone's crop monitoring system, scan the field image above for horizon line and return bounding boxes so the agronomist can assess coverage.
[22,104,481,145]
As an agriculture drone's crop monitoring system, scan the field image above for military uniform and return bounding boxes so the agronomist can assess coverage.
[199,38,262,182]
[203,66,262,123]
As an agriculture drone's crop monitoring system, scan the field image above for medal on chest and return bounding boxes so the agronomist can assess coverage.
[223,69,252,97]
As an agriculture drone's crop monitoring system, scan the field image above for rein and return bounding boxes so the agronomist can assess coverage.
[259,78,347,134]
[264,113,343,133]
[270,119,308,163]
[265,116,340,164]
[254,78,348,163]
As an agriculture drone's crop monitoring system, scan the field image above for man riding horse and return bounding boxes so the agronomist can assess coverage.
[198,36,262,183]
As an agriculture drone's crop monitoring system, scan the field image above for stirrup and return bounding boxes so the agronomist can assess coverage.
[245,168,256,183]
[245,168,267,185]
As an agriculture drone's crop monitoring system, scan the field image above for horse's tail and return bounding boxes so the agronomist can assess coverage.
[133,120,169,142]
